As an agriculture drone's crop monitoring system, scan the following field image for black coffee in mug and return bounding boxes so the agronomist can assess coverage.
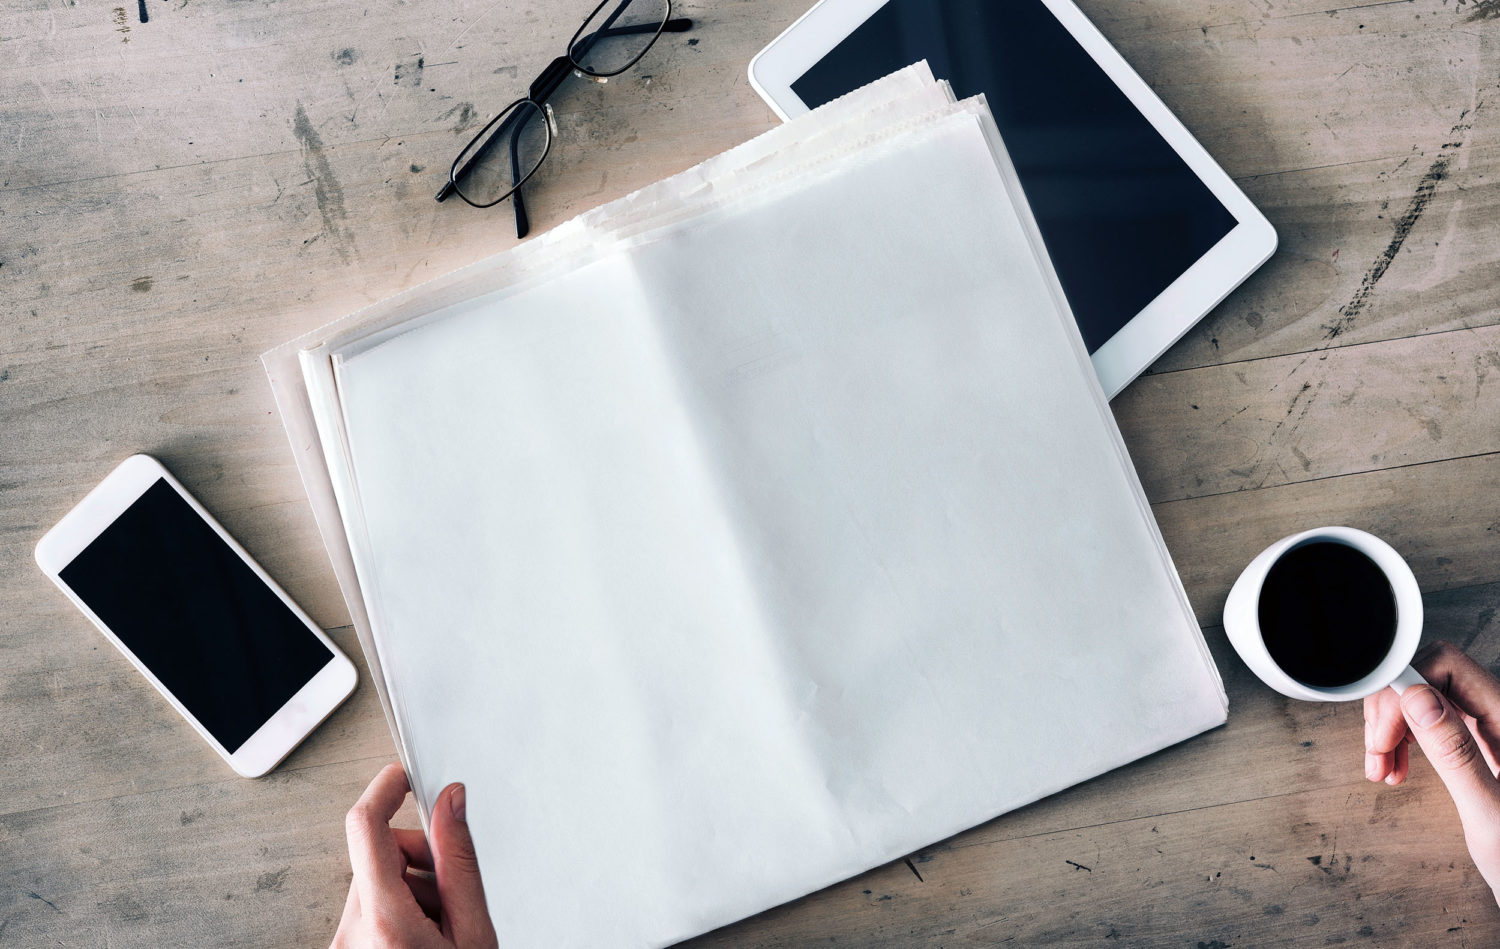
[1257,541,1398,688]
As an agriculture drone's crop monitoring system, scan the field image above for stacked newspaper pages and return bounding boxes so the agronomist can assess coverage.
[264,64,1226,949]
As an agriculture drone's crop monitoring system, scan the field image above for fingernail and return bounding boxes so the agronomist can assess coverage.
[1404,687,1445,729]
[1365,755,1379,781]
[449,783,467,822]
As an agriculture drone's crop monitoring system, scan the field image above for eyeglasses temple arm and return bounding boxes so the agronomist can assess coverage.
[511,128,532,239]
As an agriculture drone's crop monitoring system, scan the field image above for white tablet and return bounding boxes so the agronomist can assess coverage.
[749,0,1277,397]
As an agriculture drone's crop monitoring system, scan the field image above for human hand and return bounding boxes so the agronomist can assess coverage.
[1364,641,1500,901]
[331,762,498,949]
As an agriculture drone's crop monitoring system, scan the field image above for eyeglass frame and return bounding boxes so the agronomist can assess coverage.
[435,0,694,239]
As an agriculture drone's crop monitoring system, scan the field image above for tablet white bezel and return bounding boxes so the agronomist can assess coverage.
[34,453,358,778]
[748,0,1276,398]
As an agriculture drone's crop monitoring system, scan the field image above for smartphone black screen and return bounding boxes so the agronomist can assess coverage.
[789,0,1238,353]
[59,479,333,752]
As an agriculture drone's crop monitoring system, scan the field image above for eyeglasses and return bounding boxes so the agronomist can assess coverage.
[435,0,693,239]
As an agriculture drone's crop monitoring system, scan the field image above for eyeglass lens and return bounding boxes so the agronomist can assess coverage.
[450,99,551,208]
[570,0,671,77]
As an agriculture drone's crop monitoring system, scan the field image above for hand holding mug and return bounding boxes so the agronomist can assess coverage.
[1364,642,1500,903]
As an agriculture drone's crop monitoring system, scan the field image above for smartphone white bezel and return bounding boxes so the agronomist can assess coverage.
[33,453,358,778]
[747,0,1277,398]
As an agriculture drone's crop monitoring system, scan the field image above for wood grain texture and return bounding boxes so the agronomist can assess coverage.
[2,0,1498,945]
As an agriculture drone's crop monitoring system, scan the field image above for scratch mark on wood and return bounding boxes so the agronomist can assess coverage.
[441,0,509,55]
[1066,860,1093,872]
[27,891,62,913]
[255,867,290,892]
[1474,350,1500,399]
[112,6,129,41]
[292,103,355,264]
[437,101,478,134]
[394,54,426,88]
[1268,378,1322,445]
[1403,405,1443,441]
[347,77,385,125]
[1324,104,1481,341]
[1463,0,1500,21]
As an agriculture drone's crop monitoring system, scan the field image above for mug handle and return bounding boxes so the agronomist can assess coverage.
[1389,665,1430,695]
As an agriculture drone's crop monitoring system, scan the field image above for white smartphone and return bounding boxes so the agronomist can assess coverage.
[34,454,358,777]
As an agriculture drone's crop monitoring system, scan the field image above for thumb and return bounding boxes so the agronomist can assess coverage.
[430,782,498,949]
[1402,685,1500,829]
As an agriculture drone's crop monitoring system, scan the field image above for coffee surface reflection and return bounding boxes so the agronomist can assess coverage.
[1258,541,1398,688]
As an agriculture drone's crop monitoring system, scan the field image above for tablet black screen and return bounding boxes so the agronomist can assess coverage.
[791,0,1238,354]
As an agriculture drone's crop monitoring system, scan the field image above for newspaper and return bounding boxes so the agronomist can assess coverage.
[263,65,1225,949]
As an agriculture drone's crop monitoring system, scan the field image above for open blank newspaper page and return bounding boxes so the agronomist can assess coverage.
[328,99,1226,947]
[263,65,955,785]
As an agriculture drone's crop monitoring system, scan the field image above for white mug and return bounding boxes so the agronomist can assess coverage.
[1223,526,1427,701]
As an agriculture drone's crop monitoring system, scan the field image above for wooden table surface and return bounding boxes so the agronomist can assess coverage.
[3,0,1498,945]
